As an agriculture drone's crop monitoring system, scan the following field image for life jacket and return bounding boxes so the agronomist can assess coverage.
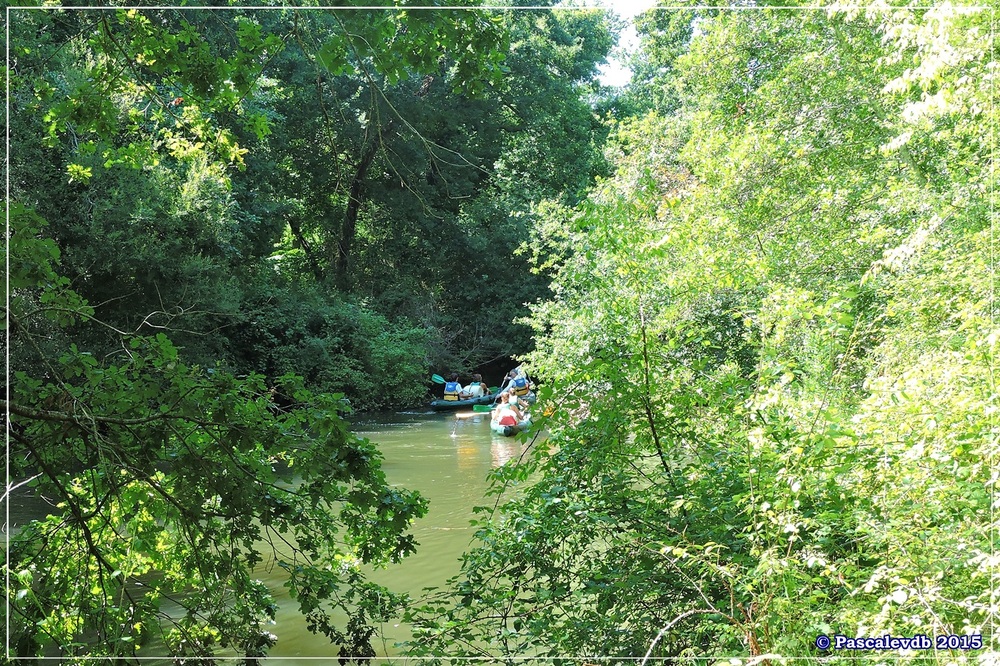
[444,381,461,401]
[511,376,530,396]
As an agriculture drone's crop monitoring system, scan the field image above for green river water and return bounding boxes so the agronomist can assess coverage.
[8,409,528,661]
[265,409,527,659]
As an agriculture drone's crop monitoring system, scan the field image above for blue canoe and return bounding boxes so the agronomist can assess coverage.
[430,393,499,412]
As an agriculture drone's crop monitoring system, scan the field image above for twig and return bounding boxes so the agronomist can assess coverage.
[2,473,44,503]
[639,609,718,666]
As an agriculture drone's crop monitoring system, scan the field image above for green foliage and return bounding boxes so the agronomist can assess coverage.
[232,279,433,412]
[6,6,621,661]
[253,5,615,365]
[15,3,993,661]
[9,6,589,405]
[405,3,997,661]
[619,8,695,115]
[7,212,427,660]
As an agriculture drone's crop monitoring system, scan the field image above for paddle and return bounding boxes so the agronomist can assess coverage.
[472,404,494,413]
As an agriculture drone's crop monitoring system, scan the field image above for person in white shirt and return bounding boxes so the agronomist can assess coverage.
[461,373,487,399]
[492,392,524,427]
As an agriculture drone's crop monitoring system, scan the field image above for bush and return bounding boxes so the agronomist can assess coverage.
[231,279,434,411]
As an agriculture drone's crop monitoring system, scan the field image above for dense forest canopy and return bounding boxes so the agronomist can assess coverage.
[9,3,617,409]
[5,0,996,663]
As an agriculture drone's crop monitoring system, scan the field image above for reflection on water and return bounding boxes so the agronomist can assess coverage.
[492,438,527,468]
[6,410,531,660]
[265,410,529,658]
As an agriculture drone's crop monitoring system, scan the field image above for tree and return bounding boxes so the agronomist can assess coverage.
[6,207,429,660]
[8,5,511,405]
[5,6,516,659]
[403,3,996,660]
[252,5,619,370]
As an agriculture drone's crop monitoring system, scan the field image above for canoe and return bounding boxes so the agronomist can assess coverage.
[429,392,498,411]
[491,418,532,437]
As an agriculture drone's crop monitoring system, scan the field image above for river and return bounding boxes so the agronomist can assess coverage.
[7,409,528,660]
[263,409,528,658]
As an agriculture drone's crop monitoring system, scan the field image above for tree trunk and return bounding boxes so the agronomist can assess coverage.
[334,140,379,291]
[287,217,324,282]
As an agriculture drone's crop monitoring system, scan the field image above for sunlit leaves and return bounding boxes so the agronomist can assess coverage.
[7,212,428,659]
[409,2,996,660]
[316,37,350,76]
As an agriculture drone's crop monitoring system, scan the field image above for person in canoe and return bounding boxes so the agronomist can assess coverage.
[461,373,488,400]
[443,374,463,402]
[492,392,525,429]
[506,368,534,399]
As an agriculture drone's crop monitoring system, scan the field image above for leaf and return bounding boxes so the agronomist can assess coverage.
[66,163,93,184]
[317,39,349,76]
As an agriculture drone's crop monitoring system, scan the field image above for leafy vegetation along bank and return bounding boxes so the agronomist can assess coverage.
[404,4,996,662]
